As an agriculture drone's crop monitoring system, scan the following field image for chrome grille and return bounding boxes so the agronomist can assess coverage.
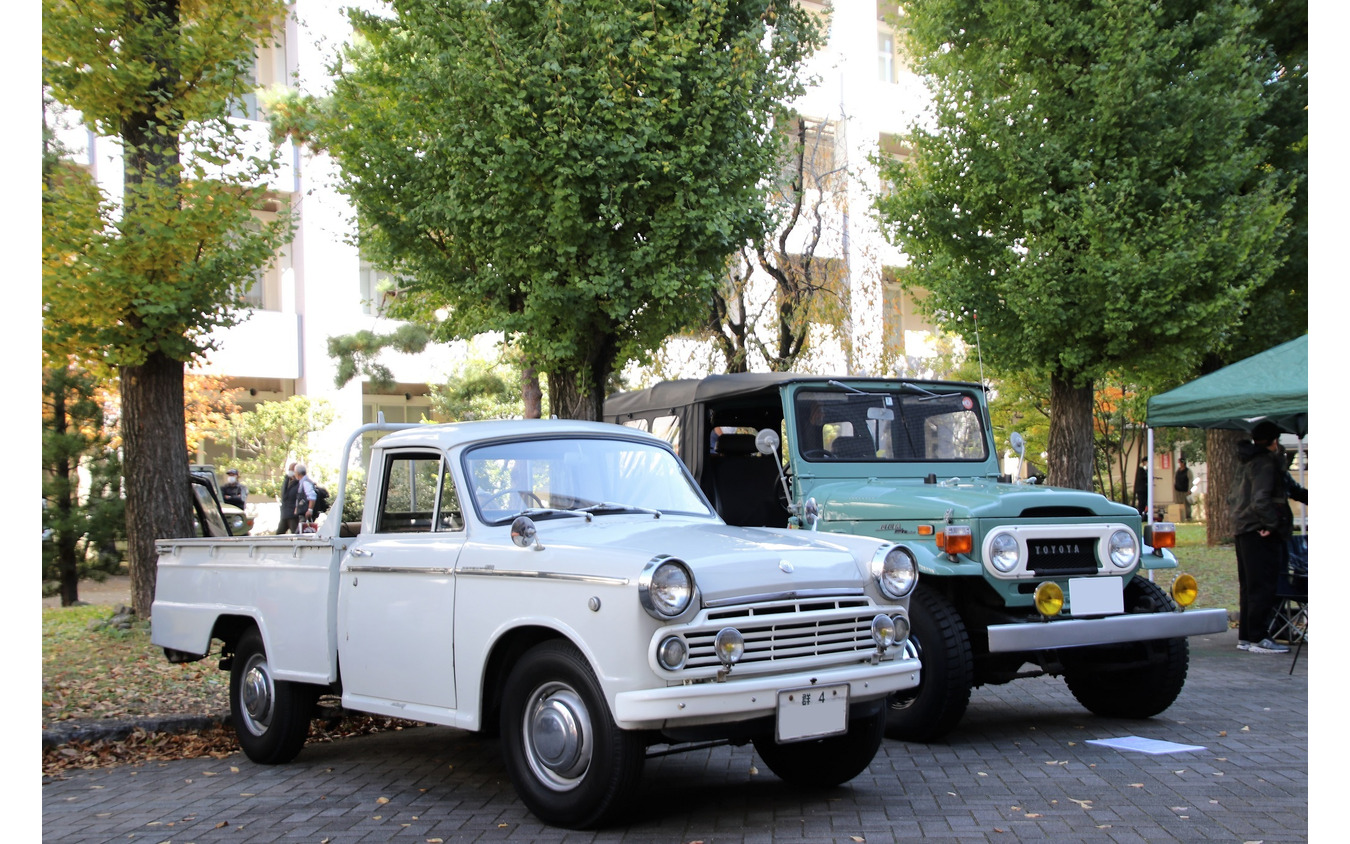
[683,599,880,669]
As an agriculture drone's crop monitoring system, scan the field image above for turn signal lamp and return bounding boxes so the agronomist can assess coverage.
[935,525,973,555]
[916,524,935,537]
[1144,522,1176,549]
[1034,582,1064,617]
[1171,573,1199,607]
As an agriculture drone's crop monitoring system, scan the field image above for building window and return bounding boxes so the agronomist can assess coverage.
[878,33,896,84]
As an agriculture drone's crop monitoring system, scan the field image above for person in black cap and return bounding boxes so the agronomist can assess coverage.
[221,469,248,510]
[1230,420,1308,654]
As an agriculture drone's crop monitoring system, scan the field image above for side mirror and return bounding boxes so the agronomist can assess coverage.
[1010,431,1026,458]
[801,497,820,531]
[755,428,781,456]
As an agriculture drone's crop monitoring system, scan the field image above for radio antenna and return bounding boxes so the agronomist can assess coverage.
[973,310,986,390]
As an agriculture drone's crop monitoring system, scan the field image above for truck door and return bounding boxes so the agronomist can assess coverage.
[338,450,465,711]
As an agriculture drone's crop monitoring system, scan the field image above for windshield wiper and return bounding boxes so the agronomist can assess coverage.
[578,502,662,519]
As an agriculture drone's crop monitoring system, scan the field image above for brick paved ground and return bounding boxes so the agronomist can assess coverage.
[41,628,1310,843]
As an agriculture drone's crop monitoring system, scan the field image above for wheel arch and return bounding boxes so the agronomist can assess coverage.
[479,624,572,737]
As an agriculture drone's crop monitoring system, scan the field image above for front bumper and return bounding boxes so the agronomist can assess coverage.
[986,607,1229,653]
[612,653,920,731]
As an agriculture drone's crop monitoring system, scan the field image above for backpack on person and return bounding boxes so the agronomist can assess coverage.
[313,485,331,514]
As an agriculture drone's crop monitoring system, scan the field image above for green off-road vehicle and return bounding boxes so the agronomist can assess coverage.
[605,374,1228,741]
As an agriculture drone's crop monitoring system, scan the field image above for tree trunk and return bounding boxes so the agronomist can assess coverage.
[1205,428,1243,546]
[521,366,542,419]
[121,351,194,617]
[548,367,606,421]
[51,381,81,607]
[1047,374,1095,491]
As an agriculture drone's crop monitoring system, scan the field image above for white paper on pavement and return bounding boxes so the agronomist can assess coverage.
[1085,736,1207,755]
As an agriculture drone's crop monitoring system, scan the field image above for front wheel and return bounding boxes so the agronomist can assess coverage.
[752,706,886,787]
[229,629,314,764]
[500,641,645,829]
[1062,577,1190,719]
[885,586,973,742]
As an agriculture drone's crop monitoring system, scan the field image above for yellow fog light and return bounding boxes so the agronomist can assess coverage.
[1172,573,1199,607]
[1034,582,1064,617]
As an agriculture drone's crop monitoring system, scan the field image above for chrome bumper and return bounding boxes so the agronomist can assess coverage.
[986,608,1230,653]
[612,655,920,730]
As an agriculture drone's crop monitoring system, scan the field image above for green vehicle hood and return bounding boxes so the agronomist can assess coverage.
[802,476,1139,523]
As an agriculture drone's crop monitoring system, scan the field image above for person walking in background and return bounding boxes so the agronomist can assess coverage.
[221,469,248,510]
[1174,458,1192,521]
[292,463,318,530]
[1133,457,1149,517]
[276,462,299,534]
[1230,421,1308,655]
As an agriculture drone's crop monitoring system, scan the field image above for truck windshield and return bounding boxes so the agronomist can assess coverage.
[793,387,989,462]
[464,436,714,525]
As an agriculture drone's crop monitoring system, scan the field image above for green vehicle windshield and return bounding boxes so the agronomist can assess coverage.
[793,386,988,463]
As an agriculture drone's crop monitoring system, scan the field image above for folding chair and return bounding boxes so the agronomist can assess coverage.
[1270,534,1308,674]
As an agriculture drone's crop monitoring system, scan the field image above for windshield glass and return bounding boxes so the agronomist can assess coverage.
[793,387,989,462]
[464,436,713,524]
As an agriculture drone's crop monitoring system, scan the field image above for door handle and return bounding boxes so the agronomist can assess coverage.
[349,548,373,558]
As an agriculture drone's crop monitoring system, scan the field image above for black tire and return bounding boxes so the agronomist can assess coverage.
[229,629,314,765]
[1062,577,1190,719]
[884,586,973,742]
[752,706,886,787]
[499,641,645,829]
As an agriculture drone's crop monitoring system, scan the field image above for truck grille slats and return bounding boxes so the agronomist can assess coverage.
[682,600,879,669]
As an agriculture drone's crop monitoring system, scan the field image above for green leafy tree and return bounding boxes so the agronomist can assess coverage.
[430,356,545,422]
[875,0,1294,491]
[307,0,819,419]
[43,0,294,615]
[41,362,126,605]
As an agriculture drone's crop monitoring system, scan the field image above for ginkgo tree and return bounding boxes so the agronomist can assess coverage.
[43,0,293,615]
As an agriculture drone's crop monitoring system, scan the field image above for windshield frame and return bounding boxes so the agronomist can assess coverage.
[790,385,992,464]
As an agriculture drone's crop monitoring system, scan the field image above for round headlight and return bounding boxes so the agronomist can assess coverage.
[1109,529,1139,568]
[639,557,695,619]
[989,531,1021,573]
[714,627,744,666]
[657,635,688,670]
[1034,581,1064,617]
[871,614,897,648]
[874,545,918,598]
[1172,573,1199,607]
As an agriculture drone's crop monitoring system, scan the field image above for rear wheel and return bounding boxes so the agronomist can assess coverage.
[752,706,886,787]
[500,641,645,829]
[1062,577,1190,718]
[885,586,973,742]
[229,629,314,764]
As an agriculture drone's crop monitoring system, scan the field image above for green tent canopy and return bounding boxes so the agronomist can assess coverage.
[1146,335,1308,437]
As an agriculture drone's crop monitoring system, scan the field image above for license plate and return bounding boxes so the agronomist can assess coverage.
[776,683,849,743]
[1068,576,1124,616]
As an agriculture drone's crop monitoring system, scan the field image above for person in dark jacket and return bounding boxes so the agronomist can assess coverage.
[221,469,248,510]
[1173,458,1192,521]
[1229,421,1308,654]
[276,462,299,534]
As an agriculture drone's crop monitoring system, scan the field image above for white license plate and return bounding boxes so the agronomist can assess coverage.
[776,683,849,743]
[1069,576,1124,616]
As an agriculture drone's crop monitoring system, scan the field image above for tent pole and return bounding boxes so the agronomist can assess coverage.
[1147,428,1155,582]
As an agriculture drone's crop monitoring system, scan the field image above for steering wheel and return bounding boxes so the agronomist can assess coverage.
[481,489,545,509]
[801,448,835,460]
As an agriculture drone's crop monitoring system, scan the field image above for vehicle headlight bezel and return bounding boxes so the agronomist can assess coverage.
[988,531,1021,573]
[1108,529,1139,569]
[638,556,697,620]
[873,545,918,599]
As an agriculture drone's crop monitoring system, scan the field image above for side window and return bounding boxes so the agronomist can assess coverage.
[438,461,464,532]
[378,452,443,534]
[650,414,681,457]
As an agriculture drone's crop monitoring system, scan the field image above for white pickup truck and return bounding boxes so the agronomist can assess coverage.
[152,419,922,828]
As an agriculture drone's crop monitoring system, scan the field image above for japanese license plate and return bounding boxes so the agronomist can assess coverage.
[1068,575,1124,616]
[776,683,849,743]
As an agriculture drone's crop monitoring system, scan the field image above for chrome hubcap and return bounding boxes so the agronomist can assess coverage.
[239,654,274,736]
[523,683,592,790]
